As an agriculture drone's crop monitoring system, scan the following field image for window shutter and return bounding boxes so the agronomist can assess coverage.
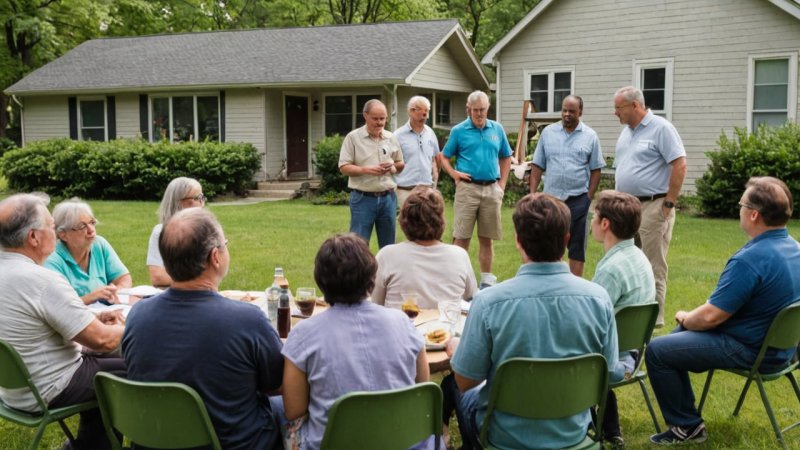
[139,95,148,140]
[68,97,78,140]
[220,90,226,142]
[106,96,116,140]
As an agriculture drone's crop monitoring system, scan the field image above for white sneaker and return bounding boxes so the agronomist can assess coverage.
[479,273,497,290]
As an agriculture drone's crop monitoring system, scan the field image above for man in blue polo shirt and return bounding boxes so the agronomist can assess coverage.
[646,176,800,445]
[530,94,605,277]
[439,90,512,288]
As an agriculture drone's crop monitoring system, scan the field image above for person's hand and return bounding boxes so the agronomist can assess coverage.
[452,171,472,184]
[379,161,396,174]
[362,165,389,176]
[84,284,119,305]
[445,336,460,358]
[661,205,672,220]
[675,310,688,327]
[98,309,125,326]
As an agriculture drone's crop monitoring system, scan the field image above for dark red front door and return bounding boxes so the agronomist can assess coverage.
[285,96,309,176]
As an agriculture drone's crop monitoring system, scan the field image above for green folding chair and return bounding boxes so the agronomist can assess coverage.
[479,354,608,450]
[697,300,800,450]
[320,382,443,450]
[610,303,661,433]
[94,372,221,450]
[0,339,97,450]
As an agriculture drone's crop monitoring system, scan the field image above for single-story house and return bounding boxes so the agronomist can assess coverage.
[5,19,488,180]
[481,0,800,191]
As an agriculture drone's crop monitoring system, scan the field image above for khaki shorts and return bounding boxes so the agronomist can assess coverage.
[453,181,504,240]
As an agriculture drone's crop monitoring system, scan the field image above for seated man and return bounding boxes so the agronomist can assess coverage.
[647,176,800,445]
[0,193,125,450]
[446,193,619,449]
[590,190,656,446]
[122,208,284,450]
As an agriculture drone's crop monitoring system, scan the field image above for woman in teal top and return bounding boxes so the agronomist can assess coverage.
[44,199,132,305]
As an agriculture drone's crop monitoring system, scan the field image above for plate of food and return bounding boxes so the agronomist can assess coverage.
[417,321,453,350]
[220,290,262,303]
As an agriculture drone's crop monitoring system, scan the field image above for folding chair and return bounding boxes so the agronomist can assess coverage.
[0,339,97,450]
[697,300,800,449]
[94,371,221,450]
[480,354,608,450]
[320,382,443,450]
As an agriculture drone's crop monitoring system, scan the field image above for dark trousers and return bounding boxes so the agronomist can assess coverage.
[49,354,127,450]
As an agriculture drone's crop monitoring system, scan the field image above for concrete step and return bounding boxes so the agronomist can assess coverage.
[248,189,297,199]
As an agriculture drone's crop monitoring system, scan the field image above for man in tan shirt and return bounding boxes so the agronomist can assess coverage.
[339,99,404,248]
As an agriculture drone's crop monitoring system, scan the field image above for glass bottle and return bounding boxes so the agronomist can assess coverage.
[277,288,291,338]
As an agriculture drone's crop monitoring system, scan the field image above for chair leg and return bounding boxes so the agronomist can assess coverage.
[787,372,800,404]
[732,377,755,417]
[755,377,788,450]
[697,369,715,414]
[58,418,78,442]
[637,378,661,433]
[29,423,47,450]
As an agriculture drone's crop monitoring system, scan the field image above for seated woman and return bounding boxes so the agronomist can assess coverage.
[372,186,477,309]
[147,177,206,286]
[45,199,132,305]
[282,233,429,450]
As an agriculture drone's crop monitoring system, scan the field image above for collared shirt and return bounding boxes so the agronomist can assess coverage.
[393,122,440,187]
[442,118,513,181]
[532,121,605,200]
[614,110,685,196]
[451,262,618,449]
[592,239,655,311]
[338,125,403,192]
[710,228,800,362]
[45,236,129,297]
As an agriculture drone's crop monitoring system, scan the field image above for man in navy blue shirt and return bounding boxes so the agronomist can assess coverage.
[646,176,800,445]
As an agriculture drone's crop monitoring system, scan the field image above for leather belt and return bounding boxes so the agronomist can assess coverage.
[636,193,667,202]
[352,189,393,197]
[464,179,497,186]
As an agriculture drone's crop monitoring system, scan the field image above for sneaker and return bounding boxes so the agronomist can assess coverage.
[650,423,708,445]
[604,435,625,448]
[479,273,497,290]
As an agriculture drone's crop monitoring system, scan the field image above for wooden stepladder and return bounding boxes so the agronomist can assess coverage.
[511,100,537,180]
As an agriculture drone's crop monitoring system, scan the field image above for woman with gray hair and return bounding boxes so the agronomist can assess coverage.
[147,177,206,286]
[44,198,132,305]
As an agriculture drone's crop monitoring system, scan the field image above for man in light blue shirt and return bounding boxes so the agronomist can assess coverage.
[530,95,605,277]
[613,86,687,327]
[394,96,440,207]
[445,193,619,450]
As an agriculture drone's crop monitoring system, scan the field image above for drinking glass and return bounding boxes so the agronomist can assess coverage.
[438,301,461,336]
[295,287,316,317]
[400,292,420,320]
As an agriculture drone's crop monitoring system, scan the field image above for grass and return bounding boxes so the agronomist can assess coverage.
[2,198,800,449]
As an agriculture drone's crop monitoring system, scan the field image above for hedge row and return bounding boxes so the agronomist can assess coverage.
[0,138,260,200]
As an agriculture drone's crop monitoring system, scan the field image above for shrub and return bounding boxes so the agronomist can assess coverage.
[312,135,347,194]
[696,123,800,218]
[0,138,260,199]
[0,136,17,158]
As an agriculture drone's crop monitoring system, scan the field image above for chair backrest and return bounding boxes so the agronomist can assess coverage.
[615,303,659,354]
[0,339,49,412]
[320,382,442,450]
[94,372,221,450]
[480,354,608,446]
[756,300,800,366]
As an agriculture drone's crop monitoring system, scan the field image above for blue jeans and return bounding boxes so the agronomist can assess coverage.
[349,190,396,248]
[442,373,484,450]
[645,326,758,427]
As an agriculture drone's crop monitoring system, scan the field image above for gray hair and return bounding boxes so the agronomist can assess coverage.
[467,91,490,107]
[159,207,225,282]
[53,198,95,234]
[158,177,202,224]
[0,193,51,248]
[407,96,431,111]
[615,86,646,108]
[362,99,386,114]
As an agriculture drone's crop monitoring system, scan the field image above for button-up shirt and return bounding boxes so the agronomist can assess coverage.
[393,122,439,187]
[338,126,403,192]
[532,121,605,200]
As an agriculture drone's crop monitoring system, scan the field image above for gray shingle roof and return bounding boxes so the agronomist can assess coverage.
[7,19,464,94]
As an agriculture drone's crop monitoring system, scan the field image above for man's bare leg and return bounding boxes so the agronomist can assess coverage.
[569,259,584,277]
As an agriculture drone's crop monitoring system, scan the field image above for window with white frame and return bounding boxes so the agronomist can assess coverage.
[633,58,673,119]
[150,95,220,143]
[524,69,573,114]
[324,94,381,137]
[79,99,107,141]
[435,95,451,125]
[748,53,798,131]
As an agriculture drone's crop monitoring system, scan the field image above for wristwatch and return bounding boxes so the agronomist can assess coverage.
[663,200,675,209]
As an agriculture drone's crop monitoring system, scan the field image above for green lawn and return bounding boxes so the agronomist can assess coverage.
[3,198,800,449]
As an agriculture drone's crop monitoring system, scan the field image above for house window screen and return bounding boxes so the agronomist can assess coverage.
[79,100,106,141]
[324,94,381,137]
[150,95,220,143]
[642,68,666,114]
[753,59,789,128]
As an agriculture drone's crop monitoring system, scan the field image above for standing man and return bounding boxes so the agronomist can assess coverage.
[339,99,404,248]
[530,95,605,277]
[613,86,687,326]
[439,91,513,288]
[646,177,800,445]
[0,193,126,450]
[123,208,285,450]
[394,96,440,208]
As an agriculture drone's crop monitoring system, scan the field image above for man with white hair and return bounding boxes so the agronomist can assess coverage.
[0,193,126,450]
[394,96,440,207]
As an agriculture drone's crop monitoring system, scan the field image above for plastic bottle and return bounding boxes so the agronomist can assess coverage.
[277,288,291,338]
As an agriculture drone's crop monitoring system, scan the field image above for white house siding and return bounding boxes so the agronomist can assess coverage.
[493,0,800,191]
[22,96,69,143]
[115,94,141,139]
[412,46,474,92]
[225,88,268,179]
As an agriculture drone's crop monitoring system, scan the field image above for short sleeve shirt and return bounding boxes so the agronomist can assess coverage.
[614,110,685,196]
[146,224,163,267]
[338,126,403,192]
[393,122,440,187]
[442,118,513,181]
[532,121,605,200]
[592,239,656,311]
[45,236,128,297]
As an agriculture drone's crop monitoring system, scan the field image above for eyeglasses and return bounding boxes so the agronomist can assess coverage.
[739,201,761,212]
[470,107,488,114]
[183,194,207,203]
[71,219,98,231]
[614,103,633,111]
